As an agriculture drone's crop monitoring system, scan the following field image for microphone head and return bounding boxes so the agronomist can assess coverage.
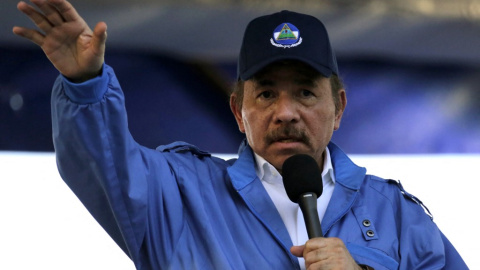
[282,154,323,203]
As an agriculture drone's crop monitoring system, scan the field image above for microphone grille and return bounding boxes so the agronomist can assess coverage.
[282,154,323,203]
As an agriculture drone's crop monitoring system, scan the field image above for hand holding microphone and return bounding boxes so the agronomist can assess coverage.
[284,154,365,270]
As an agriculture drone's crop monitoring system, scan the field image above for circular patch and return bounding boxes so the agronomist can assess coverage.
[272,23,300,45]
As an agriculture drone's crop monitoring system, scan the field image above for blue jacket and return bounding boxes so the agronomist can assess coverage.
[51,64,468,270]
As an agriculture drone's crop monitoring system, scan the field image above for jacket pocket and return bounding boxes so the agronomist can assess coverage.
[347,243,399,270]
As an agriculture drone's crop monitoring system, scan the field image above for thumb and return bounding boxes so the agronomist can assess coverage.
[290,245,305,257]
[92,21,107,53]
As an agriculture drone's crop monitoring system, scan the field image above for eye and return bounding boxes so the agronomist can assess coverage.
[258,91,273,99]
[300,89,315,97]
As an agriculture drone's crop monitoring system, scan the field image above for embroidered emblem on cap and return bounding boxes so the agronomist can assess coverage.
[270,23,302,48]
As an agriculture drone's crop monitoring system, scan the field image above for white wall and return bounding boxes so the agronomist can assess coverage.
[1,152,478,269]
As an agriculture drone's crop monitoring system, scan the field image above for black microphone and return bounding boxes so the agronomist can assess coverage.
[282,154,323,238]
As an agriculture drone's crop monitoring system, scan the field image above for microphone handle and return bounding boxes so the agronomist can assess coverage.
[298,192,323,238]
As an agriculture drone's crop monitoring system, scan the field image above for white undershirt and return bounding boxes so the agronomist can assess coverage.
[254,148,336,270]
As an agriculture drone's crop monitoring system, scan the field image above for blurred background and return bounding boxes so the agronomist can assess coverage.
[2,0,480,153]
[1,0,480,269]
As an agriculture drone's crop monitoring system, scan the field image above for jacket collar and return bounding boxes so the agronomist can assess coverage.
[328,142,366,191]
[227,140,367,237]
[322,142,367,234]
[229,140,366,191]
[227,143,295,257]
[227,140,258,191]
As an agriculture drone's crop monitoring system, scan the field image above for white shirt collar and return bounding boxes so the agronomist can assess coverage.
[254,147,336,187]
[254,148,335,270]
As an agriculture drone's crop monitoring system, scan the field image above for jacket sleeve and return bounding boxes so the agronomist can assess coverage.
[440,231,469,269]
[50,64,184,268]
[394,181,468,270]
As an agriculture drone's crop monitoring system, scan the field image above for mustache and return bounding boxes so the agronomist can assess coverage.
[265,126,310,146]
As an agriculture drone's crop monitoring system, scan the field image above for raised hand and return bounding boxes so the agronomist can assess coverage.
[13,0,107,82]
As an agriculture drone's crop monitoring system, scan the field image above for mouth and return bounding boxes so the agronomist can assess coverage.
[274,137,303,143]
[269,137,307,154]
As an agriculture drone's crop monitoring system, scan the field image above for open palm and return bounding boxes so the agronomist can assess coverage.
[13,0,107,82]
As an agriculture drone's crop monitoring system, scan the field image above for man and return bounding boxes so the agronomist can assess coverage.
[14,0,467,269]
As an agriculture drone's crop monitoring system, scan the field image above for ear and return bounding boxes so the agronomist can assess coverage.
[230,94,246,133]
[334,89,347,131]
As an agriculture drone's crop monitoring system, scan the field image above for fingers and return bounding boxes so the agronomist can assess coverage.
[301,238,358,270]
[16,0,82,31]
[290,245,305,257]
[303,239,327,266]
[12,26,45,46]
[17,1,53,33]
[14,0,86,46]
[32,0,65,26]
[47,0,82,22]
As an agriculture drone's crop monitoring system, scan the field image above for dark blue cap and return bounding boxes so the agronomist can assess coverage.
[237,10,338,81]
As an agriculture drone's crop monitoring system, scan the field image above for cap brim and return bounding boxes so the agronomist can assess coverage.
[239,55,334,81]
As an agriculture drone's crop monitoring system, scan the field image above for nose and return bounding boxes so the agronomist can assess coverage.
[273,94,300,124]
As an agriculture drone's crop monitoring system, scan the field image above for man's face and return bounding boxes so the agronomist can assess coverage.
[231,61,346,172]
